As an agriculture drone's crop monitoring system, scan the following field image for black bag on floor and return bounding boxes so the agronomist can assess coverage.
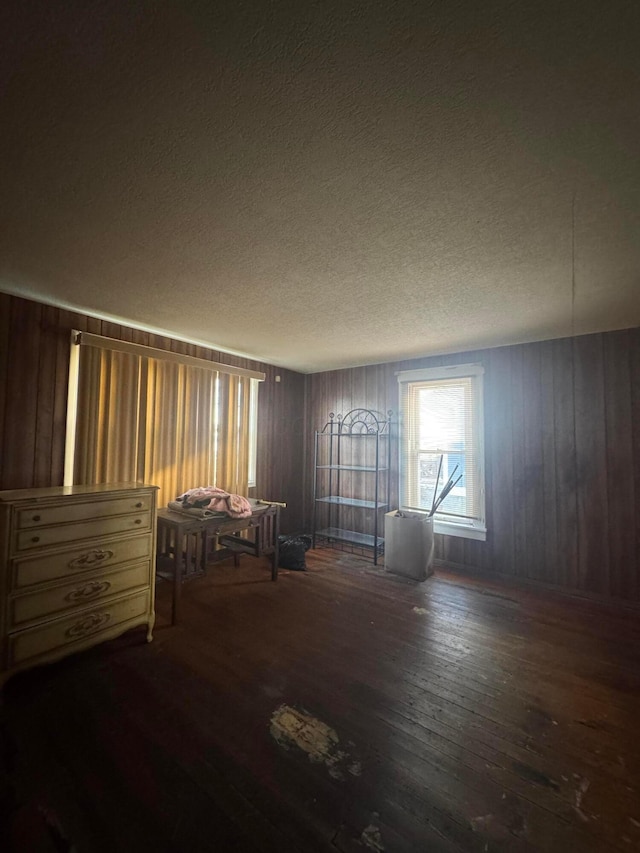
[278,534,312,571]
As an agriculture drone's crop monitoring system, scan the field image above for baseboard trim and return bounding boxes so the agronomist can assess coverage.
[434,558,640,613]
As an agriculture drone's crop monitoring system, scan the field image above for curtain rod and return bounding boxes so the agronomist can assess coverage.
[72,331,266,381]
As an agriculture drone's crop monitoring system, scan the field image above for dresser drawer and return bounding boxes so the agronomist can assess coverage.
[7,590,151,666]
[9,562,151,628]
[16,511,152,552]
[16,494,153,530]
[12,533,153,589]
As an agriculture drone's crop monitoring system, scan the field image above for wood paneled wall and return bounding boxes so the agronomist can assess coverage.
[304,329,640,602]
[3,292,638,599]
[0,294,305,533]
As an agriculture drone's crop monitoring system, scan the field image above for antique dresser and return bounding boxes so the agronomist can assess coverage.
[0,483,157,687]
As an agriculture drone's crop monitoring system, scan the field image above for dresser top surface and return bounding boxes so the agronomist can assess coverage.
[0,483,158,503]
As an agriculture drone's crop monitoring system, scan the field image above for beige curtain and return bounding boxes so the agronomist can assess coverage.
[216,373,251,496]
[139,358,219,505]
[74,347,140,485]
[73,346,250,507]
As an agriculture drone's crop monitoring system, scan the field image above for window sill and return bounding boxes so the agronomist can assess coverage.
[434,519,486,541]
[398,508,487,542]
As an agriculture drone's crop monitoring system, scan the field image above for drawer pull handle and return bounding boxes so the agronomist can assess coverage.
[32,514,41,522]
[65,611,111,639]
[65,580,111,603]
[135,502,143,508]
[68,549,114,569]
[134,518,142,524]
[31,536,40,543]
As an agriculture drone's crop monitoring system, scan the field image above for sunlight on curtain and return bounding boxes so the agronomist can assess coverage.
[215,373,251,497]
[140,358,181,507]
[140,358,219,506]
[71,343,251,507]
[74,346,140,484]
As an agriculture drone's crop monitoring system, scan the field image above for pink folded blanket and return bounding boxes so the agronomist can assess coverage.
[175,486,252,519]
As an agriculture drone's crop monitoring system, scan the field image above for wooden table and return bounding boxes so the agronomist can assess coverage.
[156,500,280,624]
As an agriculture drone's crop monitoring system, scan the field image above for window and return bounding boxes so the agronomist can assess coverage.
[397,363,486,540]
[65,332,264,506]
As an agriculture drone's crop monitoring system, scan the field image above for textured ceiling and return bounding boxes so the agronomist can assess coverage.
[1,0,639,373]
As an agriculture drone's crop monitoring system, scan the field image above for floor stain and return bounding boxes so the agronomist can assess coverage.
[361,822,385,851]
[575,718,606,731]
[512,760,560,790]
[574,776,590,822]
[270,704,361,780]
[471,794,528,841]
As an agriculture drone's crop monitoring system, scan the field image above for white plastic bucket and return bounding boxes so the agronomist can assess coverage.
[384,510,435,581]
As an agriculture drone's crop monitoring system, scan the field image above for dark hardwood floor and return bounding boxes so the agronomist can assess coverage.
[2,549,639,852]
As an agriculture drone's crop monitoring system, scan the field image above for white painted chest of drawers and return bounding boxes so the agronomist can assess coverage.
[0,483,158,687]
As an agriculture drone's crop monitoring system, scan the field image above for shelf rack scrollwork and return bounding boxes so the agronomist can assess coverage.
[321,408,392,436]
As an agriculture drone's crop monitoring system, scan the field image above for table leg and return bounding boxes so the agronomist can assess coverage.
[172,533,182,625]
[200,529,208,574]
[272,507,280,581]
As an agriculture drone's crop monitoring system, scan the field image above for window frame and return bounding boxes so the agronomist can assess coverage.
[397,363,486,541]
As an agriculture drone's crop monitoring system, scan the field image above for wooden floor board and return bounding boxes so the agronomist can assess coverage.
[2,548,639,851]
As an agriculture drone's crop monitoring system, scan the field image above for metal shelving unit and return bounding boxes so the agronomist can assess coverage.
[312,409,392,564]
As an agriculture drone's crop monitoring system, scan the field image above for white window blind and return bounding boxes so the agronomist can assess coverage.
[398,363,486,540]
